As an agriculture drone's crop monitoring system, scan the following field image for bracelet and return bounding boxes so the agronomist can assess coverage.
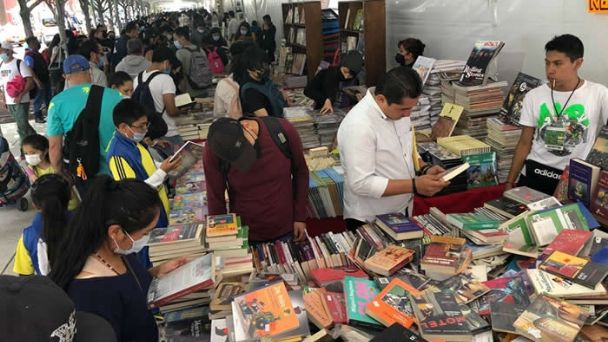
[412,178,418,195]
[417,164,433,176]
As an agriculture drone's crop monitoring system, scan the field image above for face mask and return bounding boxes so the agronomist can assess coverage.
[23,43,29,49]
[197,28,205,33]
[174,40,182,49]
[0,53,9,62]
[25,153,42,166]
[98,55,105,69]
[240,28,248,35]
[128,126,147,143]
[395,53,406,66]
[163,64,172,74]
[212,34,220,41]
[113,231,150,255]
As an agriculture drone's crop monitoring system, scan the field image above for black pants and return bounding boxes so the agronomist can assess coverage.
[518,159,562,196]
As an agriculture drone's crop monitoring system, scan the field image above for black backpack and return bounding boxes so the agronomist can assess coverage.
[220,116,292,176]
[133,71,168,140]
[63,85,104,189]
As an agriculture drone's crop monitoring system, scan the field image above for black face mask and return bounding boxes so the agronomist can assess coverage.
[395,53,406,66]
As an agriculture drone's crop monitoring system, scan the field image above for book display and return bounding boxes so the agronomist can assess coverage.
[282,2,323,79]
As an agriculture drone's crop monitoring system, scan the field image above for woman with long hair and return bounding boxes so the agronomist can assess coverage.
[49,176,187,342]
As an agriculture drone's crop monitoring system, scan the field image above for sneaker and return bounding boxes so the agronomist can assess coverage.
[35,118,46,123]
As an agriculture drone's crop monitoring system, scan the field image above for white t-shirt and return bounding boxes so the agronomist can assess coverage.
[519,80,608,171]
[0,58,33,105]
[213,74,241,119]
[133,70,178,137]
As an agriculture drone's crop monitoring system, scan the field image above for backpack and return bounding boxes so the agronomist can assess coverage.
[224,77,242,118]
[207,47,225,75]
[63,85,104,191]
[15,59,38,99]
[240,79,287,118]
[184,46,213,89]
[132,71,168,140]
[219,116,292,176]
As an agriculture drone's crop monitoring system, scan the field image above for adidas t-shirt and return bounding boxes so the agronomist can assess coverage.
[519,80,608,171]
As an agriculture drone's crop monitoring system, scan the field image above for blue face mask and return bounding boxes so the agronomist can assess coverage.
[174,40,182,49]
[0,53,9,62]
[127,126,147,143]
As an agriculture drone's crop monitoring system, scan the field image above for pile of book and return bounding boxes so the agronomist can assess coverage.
[205,213,254,278]
[307,166,344,219]
[284,107,319,149]
[486,117,521,182]
[409,95,432,131]
[174,111,214,140]
[427,59,466,126]
[313,110,345,148]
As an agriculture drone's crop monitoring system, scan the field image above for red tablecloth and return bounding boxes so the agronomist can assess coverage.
[306,184,506,236]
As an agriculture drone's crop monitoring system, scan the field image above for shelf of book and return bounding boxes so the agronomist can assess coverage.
[282,1,323,81]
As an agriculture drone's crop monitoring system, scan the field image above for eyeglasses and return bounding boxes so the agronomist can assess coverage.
[130,122,151,130]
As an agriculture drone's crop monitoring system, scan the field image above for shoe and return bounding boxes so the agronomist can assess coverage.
[35,118,46,123]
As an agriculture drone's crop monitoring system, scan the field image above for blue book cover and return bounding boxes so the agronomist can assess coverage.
[376,213,421,233]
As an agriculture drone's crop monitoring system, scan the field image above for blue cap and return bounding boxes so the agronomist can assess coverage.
[63,55,90,74]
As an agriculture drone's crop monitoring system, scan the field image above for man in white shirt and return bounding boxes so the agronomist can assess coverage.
[227,11,239,42]
[133,47,183,154]
[0,41,37,142]
[337,67,449,230]
[506,34,608,195]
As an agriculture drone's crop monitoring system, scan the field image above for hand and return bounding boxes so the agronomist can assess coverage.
[415,174,449,197]
[155,256,188,278]
[282,90,293,106]
[426,165,445,176]
[320,99,333,114]
[14,93,23,104]
[293,222,307,242]
[504,182,514,192]
[160,155,181,172]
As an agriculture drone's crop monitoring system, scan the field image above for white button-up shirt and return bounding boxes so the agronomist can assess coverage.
[337,88,416,222]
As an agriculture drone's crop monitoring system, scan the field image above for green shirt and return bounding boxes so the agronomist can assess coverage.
[47,83,123,175]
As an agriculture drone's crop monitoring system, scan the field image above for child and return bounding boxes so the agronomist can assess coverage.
[109,71,134,97]
[14,174,71,275]
[106,99,181,267]
[22,134,79,210]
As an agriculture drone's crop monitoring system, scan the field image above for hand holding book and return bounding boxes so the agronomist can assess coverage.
[415,174,450,197]
[150,256,189,278]
[160,154,182,173]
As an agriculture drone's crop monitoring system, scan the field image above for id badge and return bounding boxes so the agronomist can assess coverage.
[544,124,566,152]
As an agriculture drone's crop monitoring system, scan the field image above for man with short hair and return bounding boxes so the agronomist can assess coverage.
[133,47,183,153]
[174,26,211,98]
[337,67,449,231]
[47,55,124,176]
[78,39,107,87]
[113,21,139,66]
[506,34,608,195]
[0,41,37,142]
[115,38,151,79]
[24,36,49,123]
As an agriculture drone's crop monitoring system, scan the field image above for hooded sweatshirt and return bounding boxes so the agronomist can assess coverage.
[115,55,151,80]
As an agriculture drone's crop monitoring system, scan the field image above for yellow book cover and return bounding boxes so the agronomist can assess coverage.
[206,213,238,237]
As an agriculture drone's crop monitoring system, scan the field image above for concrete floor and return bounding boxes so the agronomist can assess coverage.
[0,120,46,275]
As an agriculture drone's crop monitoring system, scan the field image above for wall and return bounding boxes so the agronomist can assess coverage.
[387,0,608,85]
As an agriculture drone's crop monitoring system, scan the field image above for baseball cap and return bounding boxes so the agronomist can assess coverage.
[0,275,117,342]
[207,118,257,172]
[63,55,90,74]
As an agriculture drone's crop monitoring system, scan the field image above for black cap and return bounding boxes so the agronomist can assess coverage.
[0,275,117,342]
[341,50,364,74]
[207,118,257,172]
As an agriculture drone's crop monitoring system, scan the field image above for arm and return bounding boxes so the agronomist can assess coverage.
[163,93,181,117]
[505,126,535,189]
[242,88,270,117]
[203,146,229,215]
[109,155,168,188]
[14,77,35,103]
[48,136,64,173]
[303,71,329,107]
[13,236,35,276]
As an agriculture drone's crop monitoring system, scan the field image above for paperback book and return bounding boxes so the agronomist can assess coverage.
[500,72,543,125]
[168,141,205,179]
[365,278,420,328]
[344,276,383,330]
[459,40,505,86]
[374,213,423,240]
[568,158,600,208]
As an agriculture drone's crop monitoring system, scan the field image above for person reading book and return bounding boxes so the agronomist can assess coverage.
[204,117,309,244]
[337,67,449,231]
[505,34,608,195]
[49,176,188,342]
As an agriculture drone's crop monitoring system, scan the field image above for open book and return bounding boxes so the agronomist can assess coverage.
[168,141,205,179]
[147,253,215,307]
[175,93,193,107]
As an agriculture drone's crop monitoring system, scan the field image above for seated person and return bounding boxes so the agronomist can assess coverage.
[304,50,363,114]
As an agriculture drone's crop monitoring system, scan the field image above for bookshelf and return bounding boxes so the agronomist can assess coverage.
[338,0,386,87]
[282,1,323,80]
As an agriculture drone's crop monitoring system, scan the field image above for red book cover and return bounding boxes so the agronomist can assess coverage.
[542,229,592,257]
[421,243,458,268]
[323,291,347,324]
[310,267,368,288]
[592,170,608,220]
[274,240,287,266]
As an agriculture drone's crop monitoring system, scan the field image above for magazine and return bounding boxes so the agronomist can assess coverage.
[168,141,205,179]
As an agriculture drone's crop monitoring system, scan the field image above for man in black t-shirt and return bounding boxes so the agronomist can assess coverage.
[24,37,50,123]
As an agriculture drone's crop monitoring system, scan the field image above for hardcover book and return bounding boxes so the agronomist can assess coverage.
[513,295,589,342]
[374,213,423,241]
[365,278,420,328]
[500,72,543,125]
[591,170,608,221]
[344,276,383,330]
[568,158,600,208]
[586,125,608,170]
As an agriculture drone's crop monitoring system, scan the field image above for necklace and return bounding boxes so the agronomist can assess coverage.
[551,77,581,118]
[94,253,121,275]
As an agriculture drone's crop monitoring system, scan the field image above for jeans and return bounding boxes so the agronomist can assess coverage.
[8,103,36,142]
[32,84,50,120]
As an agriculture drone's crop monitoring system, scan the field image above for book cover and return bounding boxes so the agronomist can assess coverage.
[148,253,215,307]
[310,267,367,288]
[527,203,591,246]
[500,72,543,125]
[446,211,502,230]
[165,313,211,340]
[375,213,421,233]
[490,301,526,333]
[168,141,205,179]
[364,245,415,276]
[462,152,498,189]
[206,214,238,238]
[175,180,206,195]
[484,196,528,218]
[165,305,210,324]
[365,278,420,328]
[232,282,299,339]
[421,236,470,272]
[210,282,246,312]
[586,125,608,170]
[431,103,464,139]
[344,276,382,329]
[409,291,470,339]
[504,186,550,204]
[271,290,310,340]
[513,295,589,342]
[303,288,333,329]
[554,166,570,202]
[592,170,608,221]
[171,192,207,210]
[459,40,505,86]
[148,224,203,247]
[169,207,207,225]
[526,269,607,298]
[440,162,470,182]
[568,158,600,208]
[210,318,229,342]
[323,291,347,325]
[541,251,608,289]
[542,229,592,258]
[369,323,425,342]
[412,56,436,86]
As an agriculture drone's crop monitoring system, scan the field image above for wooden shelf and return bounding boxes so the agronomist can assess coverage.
[286,23,307,28]
[282,1,323,80]
[341,29,362,35]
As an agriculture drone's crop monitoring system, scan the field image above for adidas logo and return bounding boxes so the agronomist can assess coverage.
[534,168,561,180]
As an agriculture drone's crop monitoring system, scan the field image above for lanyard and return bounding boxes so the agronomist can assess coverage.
[550,78,580,118]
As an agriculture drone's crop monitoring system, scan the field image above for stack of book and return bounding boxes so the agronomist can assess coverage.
[174,111,214,140]
[205,214,253,278]
[410,95,432,131]
[148,224,206,264]
[485,117,521,182]
[313,110,345,148]
[307,167,344,219]
[437,135,492,157]
[427,60,466,126]
[283,106,319,149]
[451,81,508,140]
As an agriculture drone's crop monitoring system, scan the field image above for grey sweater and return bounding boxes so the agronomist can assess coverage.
[115,55,151,80]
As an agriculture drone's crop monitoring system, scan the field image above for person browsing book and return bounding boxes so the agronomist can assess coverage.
[49,176,188,342]
[337,67,449,231]
[203,117,309,244]
[505,34,608,195]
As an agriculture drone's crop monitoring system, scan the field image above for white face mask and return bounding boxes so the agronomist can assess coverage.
[113,231,150,255]
[25,153,42,166]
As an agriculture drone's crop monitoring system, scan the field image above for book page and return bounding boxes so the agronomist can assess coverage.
[149,254,213,304]
[168,141,205,179]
